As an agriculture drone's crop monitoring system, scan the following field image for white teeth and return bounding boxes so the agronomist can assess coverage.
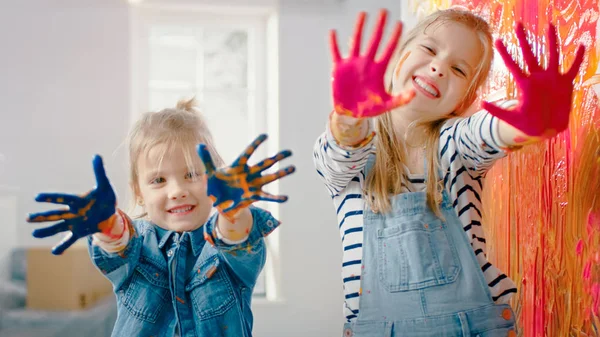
[414,77,439,97]
[170,206,192,213]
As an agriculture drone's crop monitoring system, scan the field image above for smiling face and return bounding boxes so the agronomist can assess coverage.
[134,143,213,232]
[390,20,484,122]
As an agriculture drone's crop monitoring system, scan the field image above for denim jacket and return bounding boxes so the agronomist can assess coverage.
[87,206,279,337]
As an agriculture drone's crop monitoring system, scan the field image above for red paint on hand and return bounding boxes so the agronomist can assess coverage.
[330,9,415,119]
[482,23,586,138]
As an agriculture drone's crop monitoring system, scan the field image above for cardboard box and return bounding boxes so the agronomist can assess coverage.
[26,245,113,311]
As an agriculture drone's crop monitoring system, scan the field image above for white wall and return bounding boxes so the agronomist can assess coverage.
[0,0,400,336]
[0,0,131,249]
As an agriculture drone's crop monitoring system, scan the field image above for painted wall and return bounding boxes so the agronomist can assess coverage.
[402,1,600,335]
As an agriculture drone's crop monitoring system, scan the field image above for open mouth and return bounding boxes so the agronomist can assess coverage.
[412,76,440,98]
[167,205,196,215]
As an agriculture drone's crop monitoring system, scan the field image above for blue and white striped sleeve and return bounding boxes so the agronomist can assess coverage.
[440,100,517,177]
[313,123,374,197]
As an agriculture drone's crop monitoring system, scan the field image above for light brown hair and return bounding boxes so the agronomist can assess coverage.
[128,98,223,218]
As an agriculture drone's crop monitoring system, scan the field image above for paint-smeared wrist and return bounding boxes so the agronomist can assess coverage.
[329,111,372,147]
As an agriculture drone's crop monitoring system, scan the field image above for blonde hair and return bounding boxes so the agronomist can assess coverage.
[128,97,223,218]
[365,9,494,217]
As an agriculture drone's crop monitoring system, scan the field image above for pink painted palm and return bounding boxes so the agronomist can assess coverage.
[330,9,415,118]
[483,22,586,139]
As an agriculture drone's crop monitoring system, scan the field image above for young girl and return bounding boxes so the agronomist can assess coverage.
[26,98,295,337]
[314,8,585,337]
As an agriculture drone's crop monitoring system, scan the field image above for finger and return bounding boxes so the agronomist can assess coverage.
[27,209,77,223]
[249,150,292,175]
[482,101,518,123]
[378,21,403,66]
[233,134,267,167]
[32,220,70,238]
[255,191,289,203]
[197,144,217,174]
[566,44,586,80]
[350,12,367,57]
[384,89,416,111]
[251,166,296,187]
[366,9,388,60]
[329,30,342,64]
[547,23,559,71]
[34,193,82,206]
[515,22,541,72]
[92,155,111,189]
[495,39,525,79]
[51,232,78,255]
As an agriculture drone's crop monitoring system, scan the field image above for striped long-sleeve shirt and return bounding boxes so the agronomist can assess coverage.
[313,103,518,322]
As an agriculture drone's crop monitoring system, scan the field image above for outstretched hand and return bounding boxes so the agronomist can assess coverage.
[482,22,586,139]
[197,134,295,223]
[26,155,118,255]
[330,9,415,119]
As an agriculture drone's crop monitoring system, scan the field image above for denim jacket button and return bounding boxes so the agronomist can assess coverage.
[167,250,173,257]
[343,328,352,337]
[266,220,274,228]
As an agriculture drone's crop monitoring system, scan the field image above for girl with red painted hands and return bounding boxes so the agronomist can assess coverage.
[314,8,585,337]
[26,98,295,337]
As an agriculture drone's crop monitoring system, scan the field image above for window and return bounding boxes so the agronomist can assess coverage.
[131,4,279,297]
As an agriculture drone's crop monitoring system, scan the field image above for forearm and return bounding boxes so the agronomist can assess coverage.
[313,119,375,197]
[92,209,130,253]
[216,207,253,243]
[205,207,279,288]
[497,119,540,148]
[329,111,371,147]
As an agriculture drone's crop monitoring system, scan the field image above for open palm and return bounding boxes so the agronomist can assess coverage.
[197,134,295,223]
[330,9,415,118]
[26,155,117,255]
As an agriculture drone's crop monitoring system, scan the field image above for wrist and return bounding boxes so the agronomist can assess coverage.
[329,111,370,147]
[98,210,126,240]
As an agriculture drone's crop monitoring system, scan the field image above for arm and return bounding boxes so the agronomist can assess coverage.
[204,206,278,288]
[215,207,253,243]
[316,9,415,196]
[87,211,144,289]
[445,101,517,177]
[313,117,375,197]
[197,134,293,288]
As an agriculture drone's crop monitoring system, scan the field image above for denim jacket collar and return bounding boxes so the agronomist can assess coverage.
[154,221,209,256]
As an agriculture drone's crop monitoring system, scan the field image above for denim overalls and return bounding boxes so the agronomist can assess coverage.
[343,156,517,337]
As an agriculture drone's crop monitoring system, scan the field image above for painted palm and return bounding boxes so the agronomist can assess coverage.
[197,134,295,223]
[329,9,415,118]
[483,23,585,140]
[26,155,118,255]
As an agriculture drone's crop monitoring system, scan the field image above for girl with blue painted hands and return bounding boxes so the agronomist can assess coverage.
[315,7,584,337]
[26,98,295,337]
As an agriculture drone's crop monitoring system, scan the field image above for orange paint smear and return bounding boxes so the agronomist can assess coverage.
[395,51,411,78]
